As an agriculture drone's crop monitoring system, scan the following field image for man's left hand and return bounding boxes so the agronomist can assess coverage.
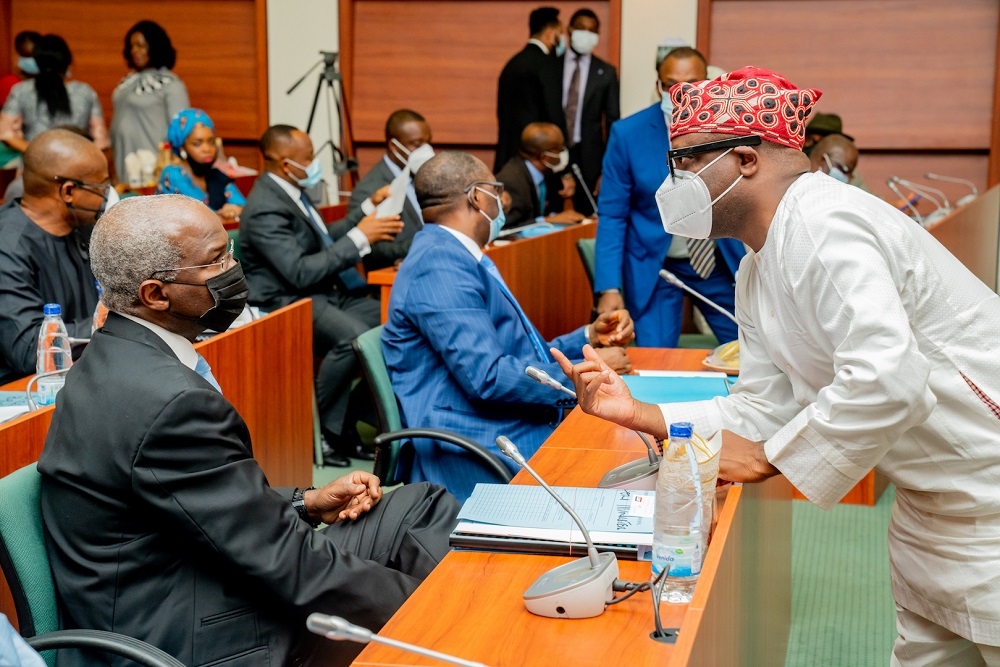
[718,431,780,484]
[305,471,383,524]
[589,309,635,347]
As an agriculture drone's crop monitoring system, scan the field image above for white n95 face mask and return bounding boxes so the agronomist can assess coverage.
[570,30,599,55]
[655,147,741,239]
[543,148,570,173]
[406,143,435,173]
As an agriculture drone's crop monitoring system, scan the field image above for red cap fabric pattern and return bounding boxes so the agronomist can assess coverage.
[669,66,822,150]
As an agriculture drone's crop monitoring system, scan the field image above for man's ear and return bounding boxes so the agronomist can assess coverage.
[138,279,171,312]
[59,180,74,204]
[734,146,760,177]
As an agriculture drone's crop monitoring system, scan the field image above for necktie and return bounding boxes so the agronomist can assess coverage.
[538,179,547,213]
[687,238,717,279]
[301,191,367,291]
[480,256,550,362]
[195,354,222,393]
[564,56,580,148]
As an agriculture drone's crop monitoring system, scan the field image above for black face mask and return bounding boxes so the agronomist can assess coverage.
[164,262,249,333]
[187,157,215,178]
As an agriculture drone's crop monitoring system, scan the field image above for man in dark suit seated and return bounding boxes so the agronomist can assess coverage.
[558,8,620,216]
[38,194,460,667]
[495,122,584,229]
[0,128,117,383]
[495,6,566,171]
[382,151,633,502]
[344,109,433,271]
[239,124,403,466]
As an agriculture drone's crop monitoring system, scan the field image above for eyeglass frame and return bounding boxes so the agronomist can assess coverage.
[823,153,854,178]
[52,176,113,199]
[667,135,763,180]
[463,180,505,196]
[148,238,236,281]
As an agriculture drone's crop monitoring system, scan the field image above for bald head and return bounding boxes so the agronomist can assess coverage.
[415,151,491,217]
[22,128,105,197]
[809,133,858,176]
[519,122,564,159]
[91,195,213,315]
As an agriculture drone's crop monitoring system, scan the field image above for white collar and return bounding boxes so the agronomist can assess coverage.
[119,313,199,371]
[267,171,305,202]
[439,225,484,261]
[528,39,550,55]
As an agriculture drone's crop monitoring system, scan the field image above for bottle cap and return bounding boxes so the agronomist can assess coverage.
[669,422,693,438]
[43,303,61,316]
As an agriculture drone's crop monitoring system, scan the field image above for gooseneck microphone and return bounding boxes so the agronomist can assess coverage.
[306,614,490,667]
[525,366,659,470]
[886,179,924,225]
[570,163,599,216]
[659,269,738,325]
[495,436,620,618]
[924,173,978,207]
[891,177,951,226]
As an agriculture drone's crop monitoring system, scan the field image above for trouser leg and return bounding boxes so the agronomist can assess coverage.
[890,604,987,667]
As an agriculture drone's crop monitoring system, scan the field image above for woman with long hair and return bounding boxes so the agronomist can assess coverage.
[111,20,189,183]
[0,34,108,154]
[158,108,244,221]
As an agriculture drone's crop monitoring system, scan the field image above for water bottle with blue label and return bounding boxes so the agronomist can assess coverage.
[652,422,705,603]
[35,303,73,406]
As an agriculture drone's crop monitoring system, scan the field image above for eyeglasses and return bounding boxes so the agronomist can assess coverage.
[667,135,762,175]
[149,238,235,279]
[53,176,112,199]
[463,180,504,196]
[823,153,853,177]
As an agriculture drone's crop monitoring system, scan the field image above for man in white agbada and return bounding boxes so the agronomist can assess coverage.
[553,66,1000,666]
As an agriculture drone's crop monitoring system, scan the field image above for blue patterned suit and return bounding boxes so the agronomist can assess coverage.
[594,103,746,347]
[383,223,584,502]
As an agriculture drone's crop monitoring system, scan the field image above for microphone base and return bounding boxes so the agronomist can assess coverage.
[523,552,619,618]
[598,457,659,490]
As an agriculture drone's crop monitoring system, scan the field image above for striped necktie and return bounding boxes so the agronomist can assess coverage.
[480,256,551,362]
[687,238,717,279]
[564,56,580,148]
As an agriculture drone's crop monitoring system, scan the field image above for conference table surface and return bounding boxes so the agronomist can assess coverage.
[352,348,793,667]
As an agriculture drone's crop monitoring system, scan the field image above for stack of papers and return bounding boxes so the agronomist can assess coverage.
[450,484,655,560]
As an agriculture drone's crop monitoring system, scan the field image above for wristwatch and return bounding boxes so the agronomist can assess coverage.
[292,487,319,527]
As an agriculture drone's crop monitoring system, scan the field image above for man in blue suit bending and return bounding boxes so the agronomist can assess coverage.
[594,47,746,347]
[383,151,634,501]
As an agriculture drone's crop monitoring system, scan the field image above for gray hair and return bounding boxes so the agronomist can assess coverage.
[90,194,193,315]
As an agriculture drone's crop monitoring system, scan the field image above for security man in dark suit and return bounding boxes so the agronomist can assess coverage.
[496,122,584,229]
[344,109,433,271]
[494,6,566,171]
[38,194,460,667]
[239,125,403,465]
[558,8,620,216]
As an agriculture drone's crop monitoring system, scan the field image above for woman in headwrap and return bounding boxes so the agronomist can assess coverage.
[157,108,244,221]
[111,20,189,183]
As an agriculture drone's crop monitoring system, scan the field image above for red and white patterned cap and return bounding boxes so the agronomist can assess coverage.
[669,66,822,150]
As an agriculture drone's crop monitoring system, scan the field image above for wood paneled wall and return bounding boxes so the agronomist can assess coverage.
[340,0,620,174]
[698,0,1000,197]
[5,0,268,168]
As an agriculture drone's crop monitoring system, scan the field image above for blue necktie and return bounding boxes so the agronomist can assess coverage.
[195,354,222,393]
[538,180,547,214]
[300,192,367,292]
[480,255,550,362]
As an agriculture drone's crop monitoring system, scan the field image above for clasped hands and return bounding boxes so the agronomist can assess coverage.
[550,345,779,484]
[304,471,383,524]
[587,310,635,374]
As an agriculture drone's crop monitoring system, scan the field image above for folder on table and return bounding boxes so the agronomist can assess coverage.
[622,371,731,404]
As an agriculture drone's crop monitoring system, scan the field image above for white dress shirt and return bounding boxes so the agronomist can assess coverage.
[267,172,370,256]
[561,50,591,145]
[660,171,1000,644]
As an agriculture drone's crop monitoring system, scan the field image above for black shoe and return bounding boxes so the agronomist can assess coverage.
[345,443,376,461]
[324,427,376,462]
[320,438,351,468]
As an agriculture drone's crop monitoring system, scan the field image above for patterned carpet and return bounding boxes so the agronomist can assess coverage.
[785,486,897,666]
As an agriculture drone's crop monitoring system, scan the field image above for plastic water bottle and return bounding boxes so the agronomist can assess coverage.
[35,303,73,406]
[652,422,706,603]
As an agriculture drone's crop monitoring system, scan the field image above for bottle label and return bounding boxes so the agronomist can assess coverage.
[651,534,702,578]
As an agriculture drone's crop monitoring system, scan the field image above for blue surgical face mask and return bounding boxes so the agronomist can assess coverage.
[823,153,850,184]
[286,157,323,189]
[554,35,567,58]
[658,81,673,120]
[476,187,506,243]
[18,56,39,76]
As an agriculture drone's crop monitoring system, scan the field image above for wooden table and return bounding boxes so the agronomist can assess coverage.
[352,348,793,667]
[368,222,597,340]
[0,301,316,628]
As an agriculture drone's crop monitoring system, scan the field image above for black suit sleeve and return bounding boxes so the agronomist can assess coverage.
[243,206,361,291]
[132,387,419,630]
[606,68,621,127]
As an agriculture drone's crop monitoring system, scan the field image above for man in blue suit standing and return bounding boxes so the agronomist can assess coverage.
[383,151,634,502]
[594,47,745,347]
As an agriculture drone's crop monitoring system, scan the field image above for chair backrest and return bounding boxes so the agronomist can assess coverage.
[575,238,597,292]
[0,463,59,638]
[352,326,405,484]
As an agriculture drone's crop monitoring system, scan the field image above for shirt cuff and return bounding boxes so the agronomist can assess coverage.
[346,227,372,257]
[600,288,621,295]
[658,400,725,441]
[361,198,375,215]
